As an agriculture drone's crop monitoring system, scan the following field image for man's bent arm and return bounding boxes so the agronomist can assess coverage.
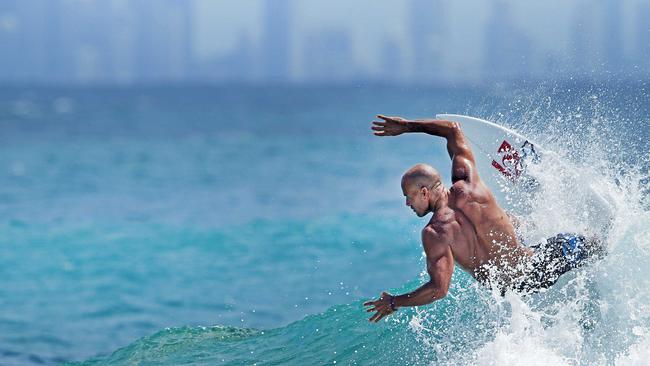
[394,229,454,308]
[393,279,447,307]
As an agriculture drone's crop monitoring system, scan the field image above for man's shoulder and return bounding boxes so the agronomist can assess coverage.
[421,221,450,245]
[450,178,479,194]
[421,224,451,258]
[450,177,492,203]
[421,224,438,237]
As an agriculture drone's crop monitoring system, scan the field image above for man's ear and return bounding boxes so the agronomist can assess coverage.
[421,186,428,198]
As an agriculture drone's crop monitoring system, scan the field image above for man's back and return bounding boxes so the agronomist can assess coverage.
[446,176,533,285]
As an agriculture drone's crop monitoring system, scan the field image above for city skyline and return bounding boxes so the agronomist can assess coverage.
[0,0,649,84]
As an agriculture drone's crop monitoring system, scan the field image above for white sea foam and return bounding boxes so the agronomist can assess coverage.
[409,107,650,365]
[480,117,649,365]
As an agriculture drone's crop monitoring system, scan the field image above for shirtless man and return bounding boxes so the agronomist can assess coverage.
[364,115,603,323]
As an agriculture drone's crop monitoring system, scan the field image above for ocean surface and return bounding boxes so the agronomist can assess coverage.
[0,83,648,365]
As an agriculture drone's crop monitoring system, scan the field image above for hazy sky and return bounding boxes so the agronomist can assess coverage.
[1,0,644,83]
[194,0,642,80]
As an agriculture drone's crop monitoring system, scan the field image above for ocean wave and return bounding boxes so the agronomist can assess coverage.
[72,90,650,365]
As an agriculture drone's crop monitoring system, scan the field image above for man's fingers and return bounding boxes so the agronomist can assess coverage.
[373,312,387,322]
[363,300,374,306]
[372,121,386,126]
[377,115,392,121]
[366,307,376,312]
[374,132,386,136]
[371,126,383,131]
[368,308,394,322]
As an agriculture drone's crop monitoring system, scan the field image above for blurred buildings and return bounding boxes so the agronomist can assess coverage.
[637,2,650,75]
[0,0,193,83]
[0,0,648,84]
[483,1,531,80]
[408,0,445,82]
[261,0,291,81]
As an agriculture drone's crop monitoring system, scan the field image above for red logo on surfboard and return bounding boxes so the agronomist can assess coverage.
[491,140,539,180]
[492,140,521,179]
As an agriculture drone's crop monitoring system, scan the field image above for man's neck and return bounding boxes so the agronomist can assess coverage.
[430,190,449,214]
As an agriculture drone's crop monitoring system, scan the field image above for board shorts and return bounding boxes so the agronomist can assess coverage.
[513,233,602,293]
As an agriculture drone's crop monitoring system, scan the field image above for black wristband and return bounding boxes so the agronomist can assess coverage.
[389,296,397,311]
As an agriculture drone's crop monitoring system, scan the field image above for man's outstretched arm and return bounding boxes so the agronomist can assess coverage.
[372,115,474,161]
[371,114,477,182]
[363,228,454,322]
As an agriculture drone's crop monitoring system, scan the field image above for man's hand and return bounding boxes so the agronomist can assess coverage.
[371,115,409,136]
[363,291,396,322]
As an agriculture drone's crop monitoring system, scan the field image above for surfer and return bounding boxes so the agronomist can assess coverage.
[364,115,605,323]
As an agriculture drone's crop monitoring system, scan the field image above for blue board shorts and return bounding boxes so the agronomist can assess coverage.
[514,233,603,293]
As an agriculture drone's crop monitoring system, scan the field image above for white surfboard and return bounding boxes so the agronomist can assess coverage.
[436,114,541,189]
[436,114,614,235]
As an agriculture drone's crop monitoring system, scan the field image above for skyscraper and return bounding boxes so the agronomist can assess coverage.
[0,0,72,82]
[636,2,650,75]
[15,0,51,80]
[134,0,193,82]
[380,37,403,82]
[602,0,623,74]
[167,0,193,80]
[44,0,66,82]
[109,0,137,83]
[570,0,598,77]
[74,0,114,82]
[408,0,445,82]
[483,0,531,81]
[261,0,292,82]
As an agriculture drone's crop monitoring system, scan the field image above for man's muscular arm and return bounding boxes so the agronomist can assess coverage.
[393,227,454,307]
[371,115,477,182]
[364,227,454,322]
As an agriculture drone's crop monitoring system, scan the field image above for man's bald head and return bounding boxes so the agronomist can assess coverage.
[401,164,442,191]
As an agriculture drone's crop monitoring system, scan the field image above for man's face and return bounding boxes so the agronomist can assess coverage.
[402,183,430,217]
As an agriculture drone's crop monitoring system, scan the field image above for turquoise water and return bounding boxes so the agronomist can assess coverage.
[0,84,648,365]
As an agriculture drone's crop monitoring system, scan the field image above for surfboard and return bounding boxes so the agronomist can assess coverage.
[436,114,614,234]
